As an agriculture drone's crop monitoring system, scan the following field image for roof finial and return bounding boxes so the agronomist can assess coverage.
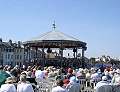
[52,21,56,30]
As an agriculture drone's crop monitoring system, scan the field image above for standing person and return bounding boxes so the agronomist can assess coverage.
[112,81,120,92]
[0,77,16,92]
[55,69,64,80]
[52,79,68,92]
[111,69,120,85]
[66,68,74,79]
[6,66,13,77]
[66,76,80,92]
[35,66,45,80]
[17,74,34,92]
[94,76,110,90]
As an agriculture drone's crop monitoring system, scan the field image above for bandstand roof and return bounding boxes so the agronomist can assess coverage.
[23,26,87,49]
[31,30,79,41]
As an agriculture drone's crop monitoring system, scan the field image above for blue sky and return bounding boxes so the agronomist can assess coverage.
[0,0,120,58]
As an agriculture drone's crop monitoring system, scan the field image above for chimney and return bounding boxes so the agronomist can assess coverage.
[0,38,2,42]
[9,39,12,45]
[18,41,21,47]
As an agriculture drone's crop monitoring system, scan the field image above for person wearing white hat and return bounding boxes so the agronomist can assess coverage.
[17,74,34,92]
[94,76,110,90]
[111,68,120,85]
[104,71,112,80]
[113,77,120,92]
[35,66,45,80]
[0,77,16,92]
[66,76,80,92]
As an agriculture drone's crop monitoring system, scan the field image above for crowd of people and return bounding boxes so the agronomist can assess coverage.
[0,64,120,92]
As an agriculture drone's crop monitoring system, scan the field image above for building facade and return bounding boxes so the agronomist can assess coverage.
[0,39,24,66]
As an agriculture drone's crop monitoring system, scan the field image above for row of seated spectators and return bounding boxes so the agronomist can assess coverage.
[1,64,120,92]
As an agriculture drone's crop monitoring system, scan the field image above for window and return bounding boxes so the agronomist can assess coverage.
[20,55,22,60]
[15,55,16,59]
[1,47,4,52]
[16,49,18,53]
[11,49,14,52]
[20,49,22,53]
[6,48,8,52]
[8,54,10,59]
[1,54,3,58]
[17,49,19,53]
[6,55,7,59]
[9,49,11,52]
[11,55,13,59]
[17,55,19,59]
[3,48,5,51]
[15,49,18,53]
[14,49,16,53]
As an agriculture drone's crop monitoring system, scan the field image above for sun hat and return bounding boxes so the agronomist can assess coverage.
[115,69,120,74]
[104,71,109,75]
[5,77,14,83]
[102,76,108,81]
[69,76,76,83]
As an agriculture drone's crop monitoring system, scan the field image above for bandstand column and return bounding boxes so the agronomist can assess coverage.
[35,47,38,64]
[23,46,26,65]
[60,41,63,67]
[27,46,31,65]
[81,48,85,68]
[42,43,45,67]
[73,48,77,58]
[76,48,78,58]
[60,48,63,67]
[61,49,63,58]
[73,51,75,58]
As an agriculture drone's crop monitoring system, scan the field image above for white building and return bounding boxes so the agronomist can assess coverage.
[0,39,24,66]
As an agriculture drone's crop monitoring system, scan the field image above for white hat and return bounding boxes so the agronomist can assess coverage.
[5,77,14,83]
[102,76,108,81]
[104,71,109,75]
[79,68,83,71]
[98,69,101,73]
[70,76,76,83]
[22,65,26,69]
[116,69,120,74]
[117,77,120,83]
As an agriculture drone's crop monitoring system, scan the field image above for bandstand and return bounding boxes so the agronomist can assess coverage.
[23,23,87,68]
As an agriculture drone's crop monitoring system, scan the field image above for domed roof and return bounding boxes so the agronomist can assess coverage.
[31,30,80,41]
[23,24,86,48]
